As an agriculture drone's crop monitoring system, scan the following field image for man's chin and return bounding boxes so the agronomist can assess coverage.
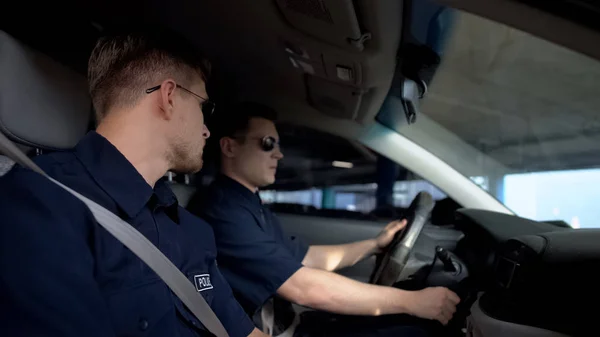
[189,164,203,174]
[193,159,204,173]
[261,176,276,187]
[172,159,203,175]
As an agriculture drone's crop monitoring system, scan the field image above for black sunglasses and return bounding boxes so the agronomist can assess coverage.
[233,135,280,152]
[260,136,280,152]
[145,84,216,116]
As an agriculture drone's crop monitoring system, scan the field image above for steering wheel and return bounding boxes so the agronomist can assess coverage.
[370,192,435,286]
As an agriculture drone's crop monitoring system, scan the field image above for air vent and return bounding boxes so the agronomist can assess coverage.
[284,0,333,23]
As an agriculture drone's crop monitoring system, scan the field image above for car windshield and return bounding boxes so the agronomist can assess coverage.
[382,9,600,228]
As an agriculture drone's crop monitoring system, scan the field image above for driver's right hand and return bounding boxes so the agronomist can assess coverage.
[406,287,460,325]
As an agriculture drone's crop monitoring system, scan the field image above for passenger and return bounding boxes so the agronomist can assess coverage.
[0,30,266,337]
[187,102,460,337]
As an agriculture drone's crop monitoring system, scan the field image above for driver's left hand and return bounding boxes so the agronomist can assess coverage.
[374,219,407,252]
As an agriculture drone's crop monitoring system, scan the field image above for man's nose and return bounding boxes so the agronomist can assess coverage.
[273,146,284,160]
[203,125,211,139]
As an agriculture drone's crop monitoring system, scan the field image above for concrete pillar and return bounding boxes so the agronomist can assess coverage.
[321,187,336,209]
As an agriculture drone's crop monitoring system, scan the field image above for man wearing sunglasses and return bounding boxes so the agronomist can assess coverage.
[187,102,459,337]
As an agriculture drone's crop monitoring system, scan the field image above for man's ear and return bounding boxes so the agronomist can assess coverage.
[158,79,177,121]
[220,137,237,158]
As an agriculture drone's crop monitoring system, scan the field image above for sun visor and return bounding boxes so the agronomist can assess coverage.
[275,0,371,51]
[306,75,366,120]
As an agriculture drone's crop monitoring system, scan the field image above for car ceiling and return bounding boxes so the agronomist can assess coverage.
[2,0,402,127]
[4,0,600,182]
[2,0,402,181]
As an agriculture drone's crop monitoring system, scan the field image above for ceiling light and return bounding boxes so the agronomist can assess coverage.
[332,161,353,169]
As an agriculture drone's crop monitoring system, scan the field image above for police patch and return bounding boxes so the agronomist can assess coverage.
[193,274,213,292]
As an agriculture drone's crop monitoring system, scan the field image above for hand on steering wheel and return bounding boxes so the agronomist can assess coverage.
[374,219,408,253]
[369,192,461,326]
[370,192,435,286]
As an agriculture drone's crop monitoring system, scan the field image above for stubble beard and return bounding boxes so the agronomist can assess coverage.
[169,140,204,174]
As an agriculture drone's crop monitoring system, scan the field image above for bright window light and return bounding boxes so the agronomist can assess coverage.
[504,168,600,228]
[332,161,354,169]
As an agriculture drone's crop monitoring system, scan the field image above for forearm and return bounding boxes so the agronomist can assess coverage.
[248,328,269,337]
[279,267,414,316]
[302,239,379,271]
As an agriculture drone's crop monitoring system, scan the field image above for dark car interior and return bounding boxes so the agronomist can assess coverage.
[2,1,600,336]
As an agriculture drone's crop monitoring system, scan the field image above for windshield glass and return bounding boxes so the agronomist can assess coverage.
[383,9,600,228]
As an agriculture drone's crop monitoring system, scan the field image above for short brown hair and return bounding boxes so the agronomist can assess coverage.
[88,28,210,122]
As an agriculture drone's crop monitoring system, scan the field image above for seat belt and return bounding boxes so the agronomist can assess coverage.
[0,132,229,337]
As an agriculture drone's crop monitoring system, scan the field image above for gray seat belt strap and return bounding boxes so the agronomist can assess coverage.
[0,133,229,337]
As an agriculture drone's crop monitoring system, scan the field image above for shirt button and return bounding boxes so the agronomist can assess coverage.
[138,318,149,331]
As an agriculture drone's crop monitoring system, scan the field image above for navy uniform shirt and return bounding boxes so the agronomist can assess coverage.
[189,175,309,315]
[0,132,254,337]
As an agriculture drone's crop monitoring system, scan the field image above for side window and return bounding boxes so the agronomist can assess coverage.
[260,125,447,220]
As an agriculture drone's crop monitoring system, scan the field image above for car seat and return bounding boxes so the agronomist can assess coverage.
[0,30,90,156]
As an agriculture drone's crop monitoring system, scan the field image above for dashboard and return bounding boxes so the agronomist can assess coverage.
[278,204,599,335]
[407,208,600,336]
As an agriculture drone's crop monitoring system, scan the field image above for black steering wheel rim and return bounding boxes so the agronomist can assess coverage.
[370,192,435,286]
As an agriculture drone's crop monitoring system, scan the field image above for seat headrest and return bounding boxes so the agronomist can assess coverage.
[0,30,91,151]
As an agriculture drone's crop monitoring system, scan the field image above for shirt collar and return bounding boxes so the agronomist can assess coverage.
[74,131,178,219]
[213,174,263,207]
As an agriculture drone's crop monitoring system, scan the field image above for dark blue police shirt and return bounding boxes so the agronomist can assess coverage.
[0,132,254,337]
[191,175,309,315]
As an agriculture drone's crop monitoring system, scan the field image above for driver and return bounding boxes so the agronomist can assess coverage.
[187,102,460,337]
